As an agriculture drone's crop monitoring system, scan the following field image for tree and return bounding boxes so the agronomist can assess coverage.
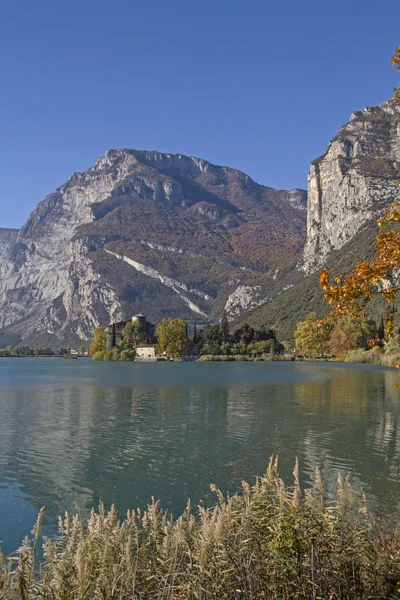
[248,339,280,356]
[193,322,198,344]
[219,310,230,344]
[89,327,107,357]
[320,48,400,340]
[294,312,332,357]
[393,46,400,102]
[255,325,275,342]
[198,324,221,355]
[119,349,136,361]
[119,322,146,351]
[232,324,255,346]
[328,313,376,359]
[156,318,188,358]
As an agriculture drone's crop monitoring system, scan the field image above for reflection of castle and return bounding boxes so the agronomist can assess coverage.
[106,314,156,350]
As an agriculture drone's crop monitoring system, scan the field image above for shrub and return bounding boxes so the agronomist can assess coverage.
[381,352,400,367]
[198,355,235,361]
[2,458,399,599]
[119,349,136,361]
[345,348,374,363]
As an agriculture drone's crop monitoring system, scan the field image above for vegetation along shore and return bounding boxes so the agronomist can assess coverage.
[2,459,400,600]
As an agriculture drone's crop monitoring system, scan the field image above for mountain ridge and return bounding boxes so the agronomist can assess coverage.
[0,150,307,347]
[1,100,399,349]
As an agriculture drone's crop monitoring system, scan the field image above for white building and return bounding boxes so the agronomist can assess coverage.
[136,344,157,361]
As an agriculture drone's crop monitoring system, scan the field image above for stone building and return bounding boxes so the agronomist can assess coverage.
[136,344,157,361]
[106,314,155,350]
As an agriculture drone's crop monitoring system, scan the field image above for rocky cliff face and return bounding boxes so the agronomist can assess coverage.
[237,101,400,339]
[0,150,307,347]
[0,228,18,258]
[301,101,400,273]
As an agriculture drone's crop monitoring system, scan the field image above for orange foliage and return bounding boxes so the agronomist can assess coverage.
[392,46,400,102]
[320,201,400,339]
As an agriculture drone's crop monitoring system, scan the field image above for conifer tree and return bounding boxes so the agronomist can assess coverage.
[219,310,230,343]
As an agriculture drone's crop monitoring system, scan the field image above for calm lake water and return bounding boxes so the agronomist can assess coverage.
[0,358,400,553]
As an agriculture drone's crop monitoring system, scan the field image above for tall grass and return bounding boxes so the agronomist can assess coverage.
[1,458,400,599]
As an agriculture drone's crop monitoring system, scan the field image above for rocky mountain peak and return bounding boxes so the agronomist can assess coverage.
[301,100,400,273]
[0,149,307,347]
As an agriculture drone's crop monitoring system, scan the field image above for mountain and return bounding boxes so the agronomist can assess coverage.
[301,101,400,273]
[0,228,18,256]
[0,151,307,347]
[2,100,398,349]
[241,100,400,340]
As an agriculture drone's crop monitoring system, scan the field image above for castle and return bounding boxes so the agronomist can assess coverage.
[106,314,156,350]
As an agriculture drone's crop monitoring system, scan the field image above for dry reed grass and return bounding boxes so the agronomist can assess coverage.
[1,458,400,599]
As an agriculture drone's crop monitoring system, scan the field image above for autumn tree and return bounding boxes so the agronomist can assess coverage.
[393,46,400,102]
[89,326,107,359]
[320,48,400,341]
[295,312,333,357]
[328,313,377,360]
[156,318,188,358]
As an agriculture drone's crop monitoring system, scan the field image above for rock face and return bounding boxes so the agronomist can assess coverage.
[301,101,400,273]
[0,228,18,258]
[0,150,307,347]
[231,101,400,340]
[4,100,397,347]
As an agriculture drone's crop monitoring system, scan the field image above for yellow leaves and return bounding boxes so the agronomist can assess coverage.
[392,46,400,68]
[393,47,400,102]
[319,200,400,343]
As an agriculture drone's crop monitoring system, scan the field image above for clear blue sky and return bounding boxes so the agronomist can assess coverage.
[1,0,399,229]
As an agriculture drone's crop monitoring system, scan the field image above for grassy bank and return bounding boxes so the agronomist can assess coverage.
[345,336,400,367]
[2,459,400,599]
[198,354,295,362]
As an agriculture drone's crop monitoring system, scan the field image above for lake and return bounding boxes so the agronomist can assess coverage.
[0,358,400,554]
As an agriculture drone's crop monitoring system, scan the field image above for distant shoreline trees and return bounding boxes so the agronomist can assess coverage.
[88,311,284,362]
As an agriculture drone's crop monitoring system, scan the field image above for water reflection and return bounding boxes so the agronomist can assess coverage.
[0,360,399,553]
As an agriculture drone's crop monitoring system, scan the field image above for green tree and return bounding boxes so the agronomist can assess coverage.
[254,325,275,342]
[248,339,279,356]
[119,349,136,361]
[294,313,332,357]
[119,322,146,351]
[198,324,221,355]
[89,327,107,358]
[232,324,255,346]
[219,310,230,344]
[156,318,188,358]
[328,313,377,359]
[220,341,232,355]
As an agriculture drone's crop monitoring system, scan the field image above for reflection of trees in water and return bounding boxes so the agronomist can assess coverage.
[294,366,400,514]
[1,365,400,543]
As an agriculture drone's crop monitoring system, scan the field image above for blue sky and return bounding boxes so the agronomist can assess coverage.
[1,0,399,228]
